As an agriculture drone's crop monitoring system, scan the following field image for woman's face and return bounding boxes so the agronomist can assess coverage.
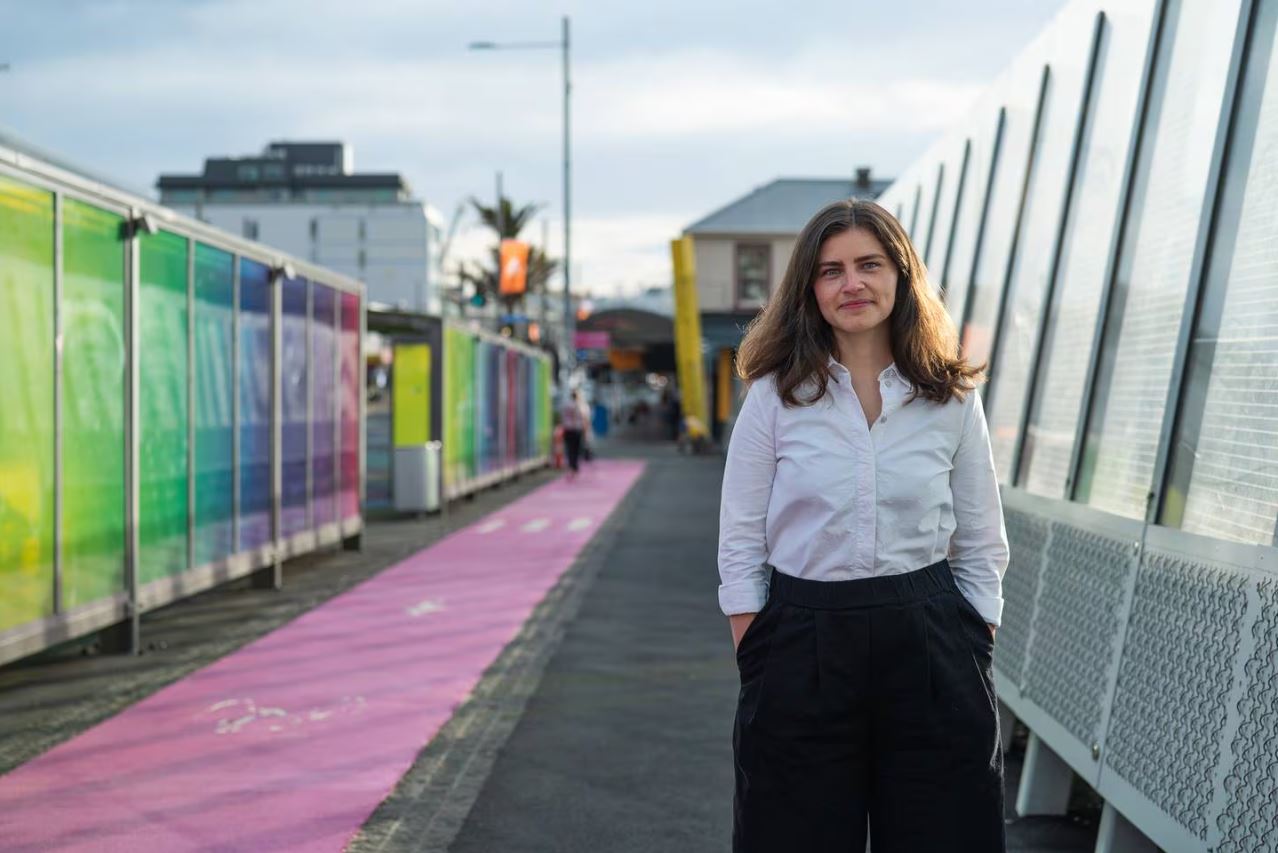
[812,227,898,339]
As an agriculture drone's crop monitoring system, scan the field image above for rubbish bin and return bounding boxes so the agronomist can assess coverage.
[394,440,441,513]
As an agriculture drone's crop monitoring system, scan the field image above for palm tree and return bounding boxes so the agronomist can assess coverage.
[473,196,541,239]
[461,196,560,326]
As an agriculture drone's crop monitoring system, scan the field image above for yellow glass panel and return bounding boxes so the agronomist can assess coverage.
[393,343,431,447]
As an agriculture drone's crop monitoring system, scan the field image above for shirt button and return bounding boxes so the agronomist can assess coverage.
[885,379,894,388]
[879,415,887,424]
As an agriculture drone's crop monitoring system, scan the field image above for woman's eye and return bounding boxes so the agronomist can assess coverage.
[863,262,880,271]
[821,268,840,277]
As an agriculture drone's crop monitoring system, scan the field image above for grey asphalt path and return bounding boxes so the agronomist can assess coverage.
[448,443,738,853]
[428,441,1102,852]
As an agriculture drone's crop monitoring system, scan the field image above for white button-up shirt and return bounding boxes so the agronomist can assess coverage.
[718,359,1009,625]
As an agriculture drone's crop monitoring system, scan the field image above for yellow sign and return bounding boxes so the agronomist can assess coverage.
[499,239,530,296]
[392,343,431,447]
[671,236,709,439]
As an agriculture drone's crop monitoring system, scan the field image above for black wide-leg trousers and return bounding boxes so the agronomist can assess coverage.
[733,559,1005,853]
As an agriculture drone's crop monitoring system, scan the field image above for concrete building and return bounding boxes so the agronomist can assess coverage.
[159,142,444,314]
[681,171,890,438]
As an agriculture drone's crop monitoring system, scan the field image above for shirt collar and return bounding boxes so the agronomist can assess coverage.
[826,356,901,383]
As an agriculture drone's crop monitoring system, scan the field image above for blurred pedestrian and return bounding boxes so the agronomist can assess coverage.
[559,389,589,479]
[719,199,1009,852]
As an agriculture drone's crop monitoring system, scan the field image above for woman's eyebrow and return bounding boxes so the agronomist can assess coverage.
[817,260,843,269]
[854,253,886,264]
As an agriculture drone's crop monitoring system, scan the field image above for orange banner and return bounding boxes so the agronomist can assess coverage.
[499,239,530,295]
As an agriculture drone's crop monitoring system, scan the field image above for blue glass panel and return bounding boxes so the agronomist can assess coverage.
[238,259,272,551]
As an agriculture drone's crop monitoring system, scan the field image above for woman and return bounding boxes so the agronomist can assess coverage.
[719,199,1009,852]
[560,388,589,478]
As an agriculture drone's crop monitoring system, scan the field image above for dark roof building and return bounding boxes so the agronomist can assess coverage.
[685,169,891,237]
[157,141,411,205]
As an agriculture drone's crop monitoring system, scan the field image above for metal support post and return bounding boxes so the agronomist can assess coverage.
[1016,731,1074,816]
[561,15,574,386]
[257,268,285,588]
[1094,803,1160,853]
[53,193,64,616]
[116,208,143,652]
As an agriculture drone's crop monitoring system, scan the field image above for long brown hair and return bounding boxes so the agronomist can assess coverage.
[735,198,983,407]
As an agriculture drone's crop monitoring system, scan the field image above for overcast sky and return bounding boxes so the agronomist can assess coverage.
[0,0,1067,296]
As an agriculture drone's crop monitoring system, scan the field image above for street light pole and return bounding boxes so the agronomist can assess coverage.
[561,16,574,385]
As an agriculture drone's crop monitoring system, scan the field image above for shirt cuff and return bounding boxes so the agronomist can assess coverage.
[964,594,1004,627]
[719,577,769,616]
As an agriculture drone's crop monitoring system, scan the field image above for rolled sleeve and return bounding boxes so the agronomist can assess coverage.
[949,389,1010,627]
[718,380,777,616]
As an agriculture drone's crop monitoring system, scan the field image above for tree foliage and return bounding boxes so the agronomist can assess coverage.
[459,196,559,311]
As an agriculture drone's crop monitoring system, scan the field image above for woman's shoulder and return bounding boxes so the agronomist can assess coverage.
[741,372,781,404]
[735,374,783,425]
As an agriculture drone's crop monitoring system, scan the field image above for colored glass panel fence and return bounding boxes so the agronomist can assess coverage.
[0,175,55,631]
[0,146,366,669]
[439,325,551,497]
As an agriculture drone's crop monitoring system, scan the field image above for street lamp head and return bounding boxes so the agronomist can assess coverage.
[468,42,497,50]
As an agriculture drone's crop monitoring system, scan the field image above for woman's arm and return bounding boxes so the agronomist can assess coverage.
[719,381,778,649]
[950,389,1010,634]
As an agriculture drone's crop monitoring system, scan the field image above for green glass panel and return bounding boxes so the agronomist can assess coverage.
[61,199,126,607]
[0,176,55,631]
[444,328,461,488]
[540,359,552,456]
[138,231,189,583]
[444,328,477,489]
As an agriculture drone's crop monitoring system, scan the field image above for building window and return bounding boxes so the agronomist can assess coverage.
[161,189,200,204]
[735,243,771,309]
[236,164,260,181]
[242,218,259,240]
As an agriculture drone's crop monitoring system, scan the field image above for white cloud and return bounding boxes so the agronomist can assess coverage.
[583,50,980,139]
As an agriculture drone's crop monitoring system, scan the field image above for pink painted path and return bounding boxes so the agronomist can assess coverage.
[0,460,645,852]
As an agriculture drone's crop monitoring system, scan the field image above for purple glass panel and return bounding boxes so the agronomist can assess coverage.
[340,292,360,520]
[311,285,336,528]
[281,278,309,536]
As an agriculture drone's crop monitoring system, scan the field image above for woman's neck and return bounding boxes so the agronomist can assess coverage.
[832,328,893,379]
